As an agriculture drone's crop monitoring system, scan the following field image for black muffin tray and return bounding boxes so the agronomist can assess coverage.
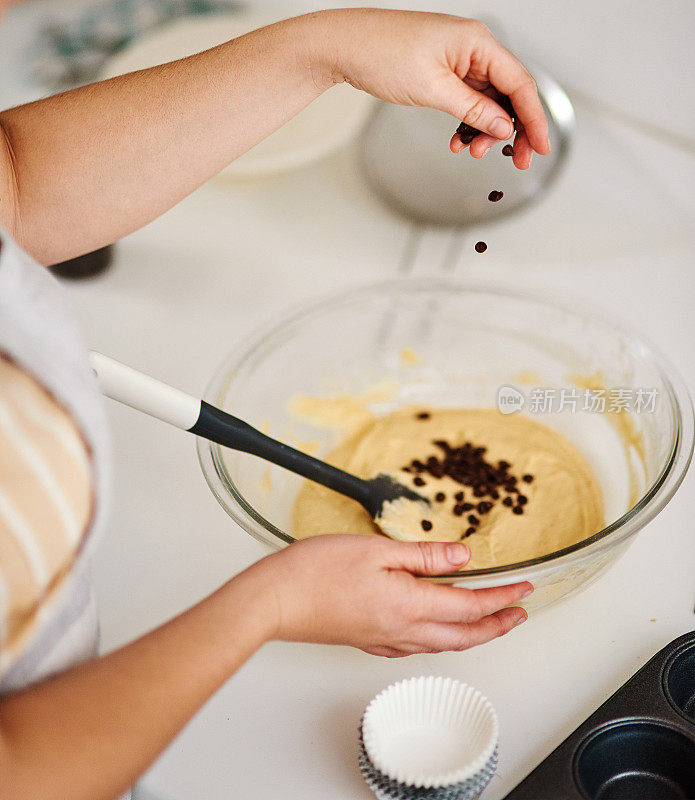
[504,631,695,800]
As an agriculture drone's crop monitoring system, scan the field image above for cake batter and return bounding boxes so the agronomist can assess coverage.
[292,407,605,569]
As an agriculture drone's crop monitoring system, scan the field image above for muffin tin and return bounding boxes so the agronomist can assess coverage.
[504,630,695,799]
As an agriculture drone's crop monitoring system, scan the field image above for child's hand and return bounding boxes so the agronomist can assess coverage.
[308,9,549,170]
[248,534,531,657]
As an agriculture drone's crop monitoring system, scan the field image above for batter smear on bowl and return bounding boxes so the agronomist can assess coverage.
[291,407,605,570]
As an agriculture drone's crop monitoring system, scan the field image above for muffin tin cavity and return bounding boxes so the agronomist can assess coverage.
[575,721,695,800]
[664,644,695,723]
[504,632,695,800]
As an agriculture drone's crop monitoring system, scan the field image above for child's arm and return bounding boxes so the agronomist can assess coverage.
[0,535,531,800]
[0,9,548,265]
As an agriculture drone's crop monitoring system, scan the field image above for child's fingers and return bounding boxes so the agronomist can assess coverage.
[384,540,471,576]
[438,74,515,142]
[409,606,527,652]
[450,132,465,153]
[465,582,533,619]
[510,128,534,169]
[485,44,550,155]
[469,132,499,158]
[456,606,527,648]
[420,581,533,623]
[450,131,496,155]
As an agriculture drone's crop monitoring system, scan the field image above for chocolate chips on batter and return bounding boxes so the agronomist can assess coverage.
[403,439,534,539]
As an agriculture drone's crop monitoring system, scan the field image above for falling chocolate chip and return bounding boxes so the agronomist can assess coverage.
[502,144,515,157]
[454,491,464,502]
[413,476,426,487]
[488,190,504,202]
[462,502,474,512]
[467,515,479,526]
[416,412,430,420]
[474,241,487,253]
[502,496,513,507]
[421,519,433,532]
[522,474,534,483]
[435,492,446,502]
[517,495,528,506]
[453,505,465,517]
[463,526,476,538]
[512,506,524,515]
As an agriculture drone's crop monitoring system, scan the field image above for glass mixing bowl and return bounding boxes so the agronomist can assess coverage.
[198,280,693,610]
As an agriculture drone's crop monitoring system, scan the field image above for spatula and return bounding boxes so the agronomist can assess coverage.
[89,351,428,522]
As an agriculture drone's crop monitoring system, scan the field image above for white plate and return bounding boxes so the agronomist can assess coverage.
[100,11,375,179]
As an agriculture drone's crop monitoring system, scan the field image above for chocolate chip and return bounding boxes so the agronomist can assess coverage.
[474,241,487,254]
[488,190,504,202]
[421,519,433,531]
[456,121,479,144]
[502,144,515,157]
[522,474,534,483]
[416,412,430,420]
[497,95,516,120]
[512,506,524,515]
[463,526,476,538]
[400,437,530,524]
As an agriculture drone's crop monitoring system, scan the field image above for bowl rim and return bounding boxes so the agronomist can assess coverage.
[197,277,694,577]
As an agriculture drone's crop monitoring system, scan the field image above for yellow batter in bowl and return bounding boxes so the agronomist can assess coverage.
[292,407,605,570]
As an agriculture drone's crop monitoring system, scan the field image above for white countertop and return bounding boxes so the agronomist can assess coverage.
[2,4,695,799]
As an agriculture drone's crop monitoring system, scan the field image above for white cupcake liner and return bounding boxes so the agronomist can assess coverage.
[362,677,499,790]
[359,727,498,800]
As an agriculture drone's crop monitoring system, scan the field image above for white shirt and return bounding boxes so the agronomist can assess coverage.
[0,228,110,693]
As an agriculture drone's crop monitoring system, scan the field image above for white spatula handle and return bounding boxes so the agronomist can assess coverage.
[89,351,201,431]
